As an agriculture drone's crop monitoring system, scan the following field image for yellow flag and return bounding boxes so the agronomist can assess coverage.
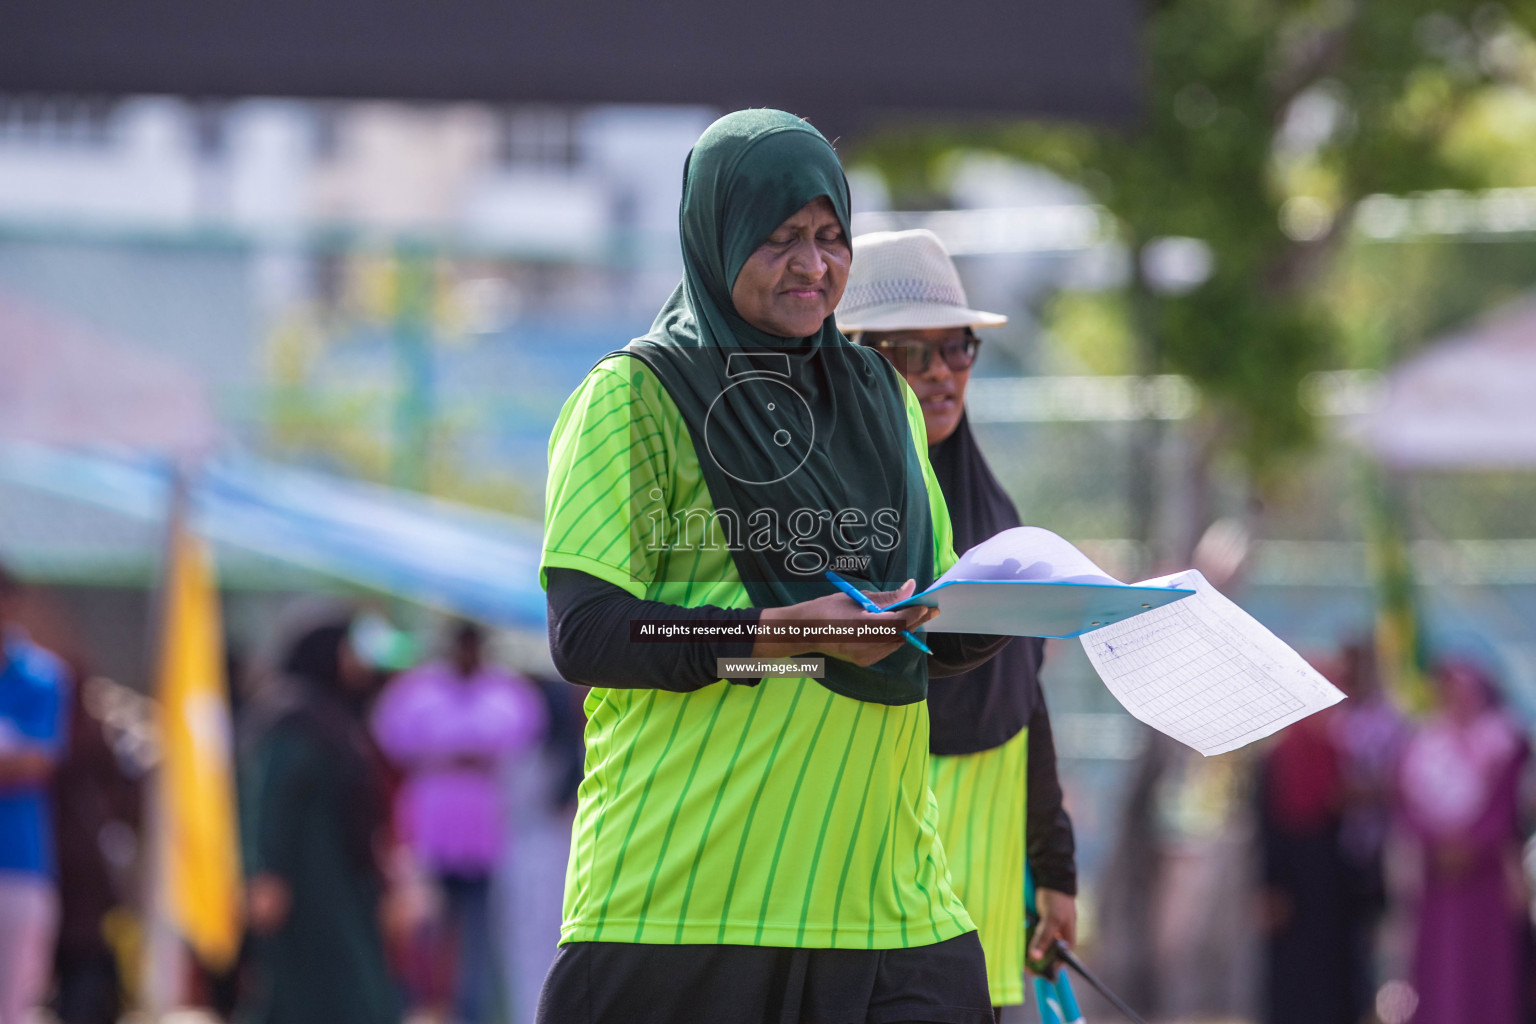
[156,522,243,970]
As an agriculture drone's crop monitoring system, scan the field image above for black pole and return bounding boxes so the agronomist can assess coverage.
[1051,940,1152,1024]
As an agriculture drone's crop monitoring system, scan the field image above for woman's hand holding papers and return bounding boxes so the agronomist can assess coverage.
[751,579,939,667]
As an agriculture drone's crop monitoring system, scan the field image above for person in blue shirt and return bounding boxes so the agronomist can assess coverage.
[0,562,70,1024]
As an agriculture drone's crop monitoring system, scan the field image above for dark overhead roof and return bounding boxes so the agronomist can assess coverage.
[1,0,1141,126]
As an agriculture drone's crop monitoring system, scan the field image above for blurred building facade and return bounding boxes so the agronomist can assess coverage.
[0,97,720,514]
[0,96,710,267]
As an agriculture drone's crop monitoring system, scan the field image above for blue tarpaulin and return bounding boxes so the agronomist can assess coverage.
[0,444,548,629]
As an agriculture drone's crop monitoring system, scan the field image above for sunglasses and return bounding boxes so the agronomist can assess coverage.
[863,331,981,376]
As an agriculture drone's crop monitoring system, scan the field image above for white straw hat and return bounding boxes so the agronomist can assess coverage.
[836,228,1007,333]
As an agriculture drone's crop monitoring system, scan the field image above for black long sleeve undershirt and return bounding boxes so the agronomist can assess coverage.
[1025,684,1077,895]
[546,568,761,691]
[546,567,1009,692]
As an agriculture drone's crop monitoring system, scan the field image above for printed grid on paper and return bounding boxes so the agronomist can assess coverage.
[1084,602,1305,750]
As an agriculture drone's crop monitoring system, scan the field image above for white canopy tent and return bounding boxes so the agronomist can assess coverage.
[1359,294,1536,469]
[1352,292,1536,720]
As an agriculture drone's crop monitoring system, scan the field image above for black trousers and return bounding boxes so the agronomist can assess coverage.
[536,930,994,1024]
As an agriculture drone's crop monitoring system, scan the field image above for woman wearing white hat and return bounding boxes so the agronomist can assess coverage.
[838,229,1079,1019]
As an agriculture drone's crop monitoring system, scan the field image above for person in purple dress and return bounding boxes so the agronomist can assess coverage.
[1398,659,1529,1024]
[372,621,547,1024]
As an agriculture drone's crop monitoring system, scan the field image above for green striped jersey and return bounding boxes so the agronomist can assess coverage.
[541,354,973,948]
[930,728,1030,1005]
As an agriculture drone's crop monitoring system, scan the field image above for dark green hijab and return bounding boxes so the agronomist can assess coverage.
[623,109,936,706]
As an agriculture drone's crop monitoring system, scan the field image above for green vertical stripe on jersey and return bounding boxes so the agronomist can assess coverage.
[591,696,693,941]
[929,727,1031,1005]
[857,707,911,949]
[825,707,889,946]
[794,702,865,945]
[714,677,808,943]
[569,691,654,918]
[634,685,732,939]
[542,355,972,949]
[890,709,924,947]
[751,687,837,946]
[673,681,768,939]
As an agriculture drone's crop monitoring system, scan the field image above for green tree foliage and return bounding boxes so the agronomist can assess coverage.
[853,0,1536,476]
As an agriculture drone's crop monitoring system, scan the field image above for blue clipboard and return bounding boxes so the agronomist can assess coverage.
[881,578,1193,639]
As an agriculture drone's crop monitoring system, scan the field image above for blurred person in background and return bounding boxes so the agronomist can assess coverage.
[1328,640,1407,1019]
[530,675,587,813]
[50,665,141,1024]
[0,562,70,1024]
[1255,656,1352,1024]
[1397,659,1529,1024]
[238,611,401,1024]
[372,620,546,1024]
[838,228,1077,1019]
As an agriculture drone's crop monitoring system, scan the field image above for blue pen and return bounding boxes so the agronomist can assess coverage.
[824,571,934,655]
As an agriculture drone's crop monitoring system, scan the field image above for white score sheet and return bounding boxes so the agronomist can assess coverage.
[1079,569,1345,756]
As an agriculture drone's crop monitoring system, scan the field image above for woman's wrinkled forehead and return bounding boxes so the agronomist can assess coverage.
[680,112,851,290]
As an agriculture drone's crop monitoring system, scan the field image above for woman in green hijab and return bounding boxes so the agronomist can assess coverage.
[538,109,1001,1024]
